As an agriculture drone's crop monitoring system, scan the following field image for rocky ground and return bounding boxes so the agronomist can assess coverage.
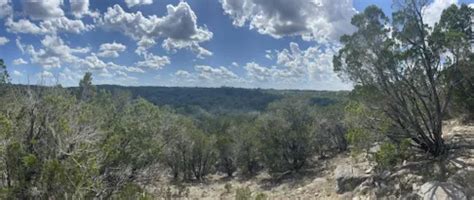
[149,120,474,200]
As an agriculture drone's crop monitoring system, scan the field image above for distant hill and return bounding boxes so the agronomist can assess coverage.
[95,85,349,114]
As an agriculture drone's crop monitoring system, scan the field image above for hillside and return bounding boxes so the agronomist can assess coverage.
[93,85,349,114]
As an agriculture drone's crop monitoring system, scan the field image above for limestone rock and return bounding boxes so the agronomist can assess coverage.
[418,181,467,200]
[335,164,369,194]
[447,169,474,198]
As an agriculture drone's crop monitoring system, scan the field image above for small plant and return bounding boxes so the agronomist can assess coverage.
[225,183,233,193]
[374,142,399,170]
[255,192,268,200]
[235,186,252,200]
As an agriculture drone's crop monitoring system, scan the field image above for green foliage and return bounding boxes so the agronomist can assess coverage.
[113,183,154,200]
[374,142,399,170]
[216,135,237,177]
[235,186,252,200]
[255,192,268,200]
[78,72,96,101]
[0,71,352,197]
[334,1,473,156]
[234,124,261,175]
[0,59,10,85]
[344,100,388,155]
[224,183,232,193]
[257,98,318,173]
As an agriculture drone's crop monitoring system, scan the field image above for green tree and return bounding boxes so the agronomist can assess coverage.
[434,4,474,120]
[233,123,261,176]
[78,72,96,101]
[0,59,10,85]
[257,98,317,173]
[99,98,163,197]
[333,2,472,156]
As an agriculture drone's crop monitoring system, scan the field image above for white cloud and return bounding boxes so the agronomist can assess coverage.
[5,18,47,34]
[21,35,89,69]
[0,36,9,45]
[422,0,458,27]
[175,70,192,78]
[6,17,94,35]
[101,2,213,58]
[21,0,64,20]
[0,0,12,18]
[195,65,239,81]
[219,0,356,42]
[97,42,127,58]
[37,71,54,78]
[80,54,107,69]
[70,0,99,18]
[70,0,89,18]
[13,58,28,65]
[13,70,23,76]
[173,65,242,87]
[135,53,170,70]
[125,0,153,8]
[244,42,351,90]
[244,62,277,82]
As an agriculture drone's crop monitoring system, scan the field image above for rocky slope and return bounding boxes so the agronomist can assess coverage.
[149,121,474,200]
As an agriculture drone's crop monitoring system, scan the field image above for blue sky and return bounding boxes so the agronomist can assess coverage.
[0,0,472,90]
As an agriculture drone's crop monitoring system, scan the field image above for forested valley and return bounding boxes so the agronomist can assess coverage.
[0,1,473,199]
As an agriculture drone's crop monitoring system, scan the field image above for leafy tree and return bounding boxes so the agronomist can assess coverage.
[233,123,261,176]
[434,4,474,120]
[99,98,163,197]
[0,59,10,85]
[257,98,318,173]
[78,72,96,101]
[333,1,472,156]
[0,87,101,199]
[216,134,237,177]
[161,116,217,181]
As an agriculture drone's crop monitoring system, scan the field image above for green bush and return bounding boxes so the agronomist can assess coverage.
[235,187,252,200]
[374,142,399,170]
[257,98,318,174]
[255,192,268,200]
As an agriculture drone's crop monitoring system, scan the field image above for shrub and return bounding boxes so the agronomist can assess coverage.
[235,187,252,200]
[374,142,399,170]
[255,192,268,200]
[257,98,318,173]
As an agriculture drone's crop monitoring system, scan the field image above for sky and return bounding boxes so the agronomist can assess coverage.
[0,0,472,90]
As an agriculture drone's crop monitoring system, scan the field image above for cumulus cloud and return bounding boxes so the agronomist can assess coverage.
[21,0,64,20]
[19,35,89,69]
[0,0,12,18]
[80,54,107,69]
[175,70,192,78]
[6,17,94,35]
[37,71,54,79]
[125,0,153,8]
[135,53,170,70]
[97,42,127,58]
[173,65,242,87]
[0,36,9,45]
[69,0,100,18]
[101,2,213,58]
[13,58,28,65]
[13,70,23,76]
[422,0,458,27]
[244,42,351,90]
[195,65,239,81]
[219,0,356,42]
